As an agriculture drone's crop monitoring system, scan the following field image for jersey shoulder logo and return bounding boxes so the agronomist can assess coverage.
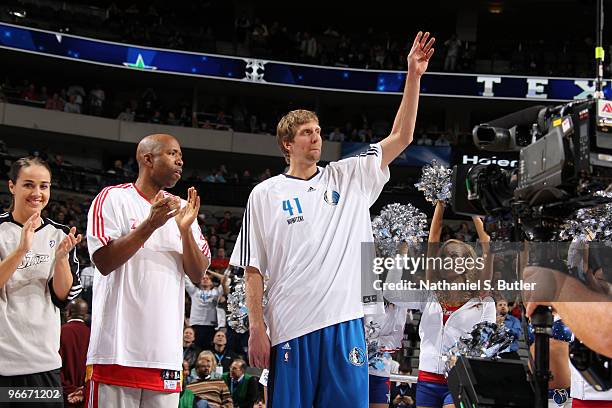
[323,189,340,206]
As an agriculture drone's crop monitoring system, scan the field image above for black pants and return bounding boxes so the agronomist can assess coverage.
[192,324,217,351]
[0,368,63,407]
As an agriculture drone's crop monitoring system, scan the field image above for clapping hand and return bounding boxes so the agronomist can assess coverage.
[175,187,200,234]
[55,226,82,259]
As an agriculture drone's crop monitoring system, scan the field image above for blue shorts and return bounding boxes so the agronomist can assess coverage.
[268,318,368,407]
[416,380,454,407]
[369,375,390,404]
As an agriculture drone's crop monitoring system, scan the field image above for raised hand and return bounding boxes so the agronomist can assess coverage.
[56,226,83,259]
[146,191,180,230]
[18,212,41,254]
[175,187,200,234]
[407,31,435,77]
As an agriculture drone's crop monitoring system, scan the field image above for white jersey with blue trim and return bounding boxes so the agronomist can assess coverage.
[230,143,390,347]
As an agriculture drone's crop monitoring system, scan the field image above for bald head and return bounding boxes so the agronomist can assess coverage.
[66,298,88,320]
[136,134,178,167]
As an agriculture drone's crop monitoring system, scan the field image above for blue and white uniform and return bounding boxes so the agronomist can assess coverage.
[230,143,389,407]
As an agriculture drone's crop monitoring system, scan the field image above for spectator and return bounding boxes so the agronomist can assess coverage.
[222,359,259,408]
[59,299,90,408]
[21,83,38,101]
[39,86,49,103]
[64,95,81,114]
[117,106,135,122]
[167,111,180,126]
[239,170,253,185]
[46,93,65,111]
[443,34,461,71]
[211,248,230,271]
[214,170,226,183]
[217,212,234,235]
[455,222,474,242]
[66,84,85,106]
[212,330,240,373]
[187,352,233,408]
[328,127,345,142]
[434,134,450,147]
[496,297,522,359]
[179,359,203,407]
[390,363,415,407]
[150,110,162,124]
[184,327,203,370]
[185,272,229,351]
[106,160,125,177]
[88,85,105,116]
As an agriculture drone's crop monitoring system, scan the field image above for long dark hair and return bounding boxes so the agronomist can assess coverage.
[8,156,52,212]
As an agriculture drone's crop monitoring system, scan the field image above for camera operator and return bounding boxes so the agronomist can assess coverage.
[525,261,612,407]
[525,267,612,359]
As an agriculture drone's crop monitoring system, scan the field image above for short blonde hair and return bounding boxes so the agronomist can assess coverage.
[196,350,217,373]
[276,109,319,164]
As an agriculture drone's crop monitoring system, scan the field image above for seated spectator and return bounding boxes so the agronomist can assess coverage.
[239,170,253,185]
[222,359,259,408]
[64,95,81,114]
[46,92,65,111]
[212,330,240,373]
[67,84,85,106]
[88,85,105,116]
[328,127,345,142]
[434,134,451,146]
[107,159,126,177]
[184,327,202,370]
[167,111,180,126]
[211,248,230,271]
[496,297,522,359]
[215,111,231,130]
[39,86,49,103]
[188,352,233,408]
[455,222,475,242]
[180,359,206,407]
[214,170,226,183]
[150,110,162,124]
[217,212,234,235]
[59,299,90,408]
[416,134,432,146]
[390,362,415,407]
[117,106,135,122]
[21,83,38,101]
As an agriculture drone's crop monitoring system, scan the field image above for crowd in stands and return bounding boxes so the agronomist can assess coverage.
[0,77,467,145]
[0,1,604,77]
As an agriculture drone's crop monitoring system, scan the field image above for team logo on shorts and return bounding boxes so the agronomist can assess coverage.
[284,351,290,363]
[323,189,340,206]
[348,347,366,366]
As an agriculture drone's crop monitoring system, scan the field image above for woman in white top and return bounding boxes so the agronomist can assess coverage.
[0,157,82,403]
[413,202,495,408]
[186,269,229,350]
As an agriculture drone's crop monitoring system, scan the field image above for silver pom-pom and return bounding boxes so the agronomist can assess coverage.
[372,203,427,257]
[227,276,249,334]
[227,275,268,334]
[414,160,453,205]
[442,321,516,374]
[560,192,612,242]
